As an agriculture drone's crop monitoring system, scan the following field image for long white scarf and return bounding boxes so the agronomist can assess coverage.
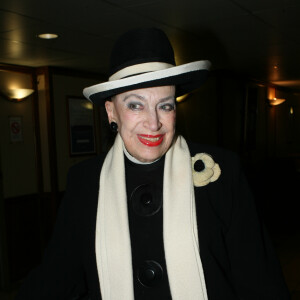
[95,134,208,300]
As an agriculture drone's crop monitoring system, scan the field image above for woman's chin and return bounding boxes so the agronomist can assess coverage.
[136,153,161,163]
[133,147,164,162]
[125,136,172,163]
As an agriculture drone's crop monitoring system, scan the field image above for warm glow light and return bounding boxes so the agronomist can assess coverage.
[82,102,93,110]
[268,86,276,99]
[269,98,286,106]
[267,86,285,106]
[176,94,189,103]
[2,88,34,102]
[38,33,58,39]
[290,107,294,114]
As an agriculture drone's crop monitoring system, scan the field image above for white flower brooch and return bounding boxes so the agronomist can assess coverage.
[191,153,221,187]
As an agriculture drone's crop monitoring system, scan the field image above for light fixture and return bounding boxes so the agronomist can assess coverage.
[267,86,286,106]
[176,94,189,103]
[82,102,93,110]
[268,98,286,106]
[1,88,35,102]
[38,33,58,39]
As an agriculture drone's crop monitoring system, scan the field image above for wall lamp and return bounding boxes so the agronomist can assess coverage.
[0,88,35,103]
[267,86,286,106]
[176,93,189,103]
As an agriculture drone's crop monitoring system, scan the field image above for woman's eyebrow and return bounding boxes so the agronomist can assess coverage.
[159,95,175,103]
[122,94,175,103]
[123,94,145,102]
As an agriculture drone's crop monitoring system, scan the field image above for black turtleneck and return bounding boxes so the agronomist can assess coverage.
[125,155,172,300]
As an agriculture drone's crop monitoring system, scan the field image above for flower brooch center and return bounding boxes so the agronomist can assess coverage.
[191,153,221,187]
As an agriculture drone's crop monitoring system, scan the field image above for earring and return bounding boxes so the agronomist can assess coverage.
[110,121,118,133]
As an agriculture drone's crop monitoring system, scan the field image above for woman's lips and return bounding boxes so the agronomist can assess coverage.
[137,134,165,147]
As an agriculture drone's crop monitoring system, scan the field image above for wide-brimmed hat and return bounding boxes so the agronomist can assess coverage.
[83,28,211,105]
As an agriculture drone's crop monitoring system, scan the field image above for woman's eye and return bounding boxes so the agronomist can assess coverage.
[127,102,143,111]
[160,103,175,111]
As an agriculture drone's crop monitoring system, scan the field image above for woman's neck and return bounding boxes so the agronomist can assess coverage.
[122,143,160,165]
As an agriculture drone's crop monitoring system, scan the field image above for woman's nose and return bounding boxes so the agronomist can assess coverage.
[144,110,162,131]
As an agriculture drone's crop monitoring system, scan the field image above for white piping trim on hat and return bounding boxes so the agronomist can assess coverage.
[83,60,211,100]
[109,62,175,81]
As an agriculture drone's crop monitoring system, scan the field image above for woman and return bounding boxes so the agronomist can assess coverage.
[16,28,290,299]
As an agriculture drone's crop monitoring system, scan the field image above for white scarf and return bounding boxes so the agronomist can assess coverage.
[95,134,208,300]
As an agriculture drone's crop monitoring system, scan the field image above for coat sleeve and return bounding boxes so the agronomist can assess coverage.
[15,165,89,300]
[224,154,291,299]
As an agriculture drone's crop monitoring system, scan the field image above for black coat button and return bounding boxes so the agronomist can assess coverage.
[140,192,152,205]
[130,184,162,217]
[137,260,163,287]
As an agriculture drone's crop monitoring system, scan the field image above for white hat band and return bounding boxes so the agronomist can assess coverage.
[109,62,175,81]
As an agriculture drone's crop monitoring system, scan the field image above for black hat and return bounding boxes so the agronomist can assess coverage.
[83,28,211,105]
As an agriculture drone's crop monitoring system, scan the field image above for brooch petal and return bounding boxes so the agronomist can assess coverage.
[191,153,221,187]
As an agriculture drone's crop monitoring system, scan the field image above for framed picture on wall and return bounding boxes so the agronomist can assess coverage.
[67,96,96,156]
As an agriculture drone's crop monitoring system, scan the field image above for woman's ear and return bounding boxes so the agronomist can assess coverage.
[105,100,115,123]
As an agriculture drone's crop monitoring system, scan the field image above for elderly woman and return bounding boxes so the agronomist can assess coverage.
[16,28,290,300]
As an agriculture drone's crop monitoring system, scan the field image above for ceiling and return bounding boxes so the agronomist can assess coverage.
[1,0,300,90]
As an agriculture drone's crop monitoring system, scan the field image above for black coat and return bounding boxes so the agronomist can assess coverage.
[16,142,291,300]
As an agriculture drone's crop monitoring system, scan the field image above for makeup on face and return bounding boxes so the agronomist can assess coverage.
[137,134,165,147]
[106,86,176,162]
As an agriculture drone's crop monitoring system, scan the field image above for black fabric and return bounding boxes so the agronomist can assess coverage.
[15,155,104,300]
[109,28,176,77]
[125,155,172,299]
[15,143,291,300]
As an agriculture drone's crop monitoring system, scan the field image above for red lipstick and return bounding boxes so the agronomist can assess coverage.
[137,134,165,147]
